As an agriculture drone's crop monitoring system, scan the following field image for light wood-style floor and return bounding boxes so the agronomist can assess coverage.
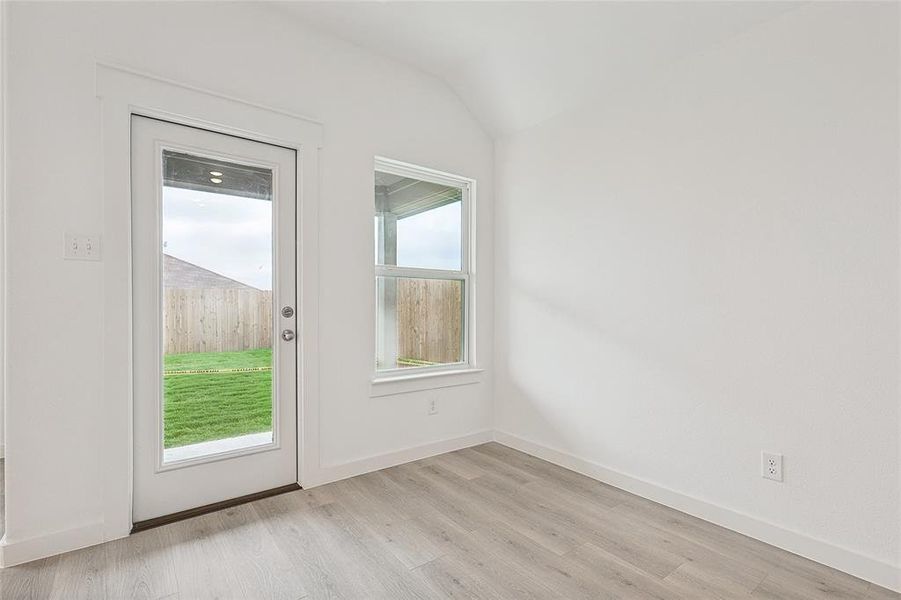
[0,443,897,599]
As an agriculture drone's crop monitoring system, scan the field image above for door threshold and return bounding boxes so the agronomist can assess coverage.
[131,483,301,534]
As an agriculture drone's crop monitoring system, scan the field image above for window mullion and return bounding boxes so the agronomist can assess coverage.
[375,266,466,280]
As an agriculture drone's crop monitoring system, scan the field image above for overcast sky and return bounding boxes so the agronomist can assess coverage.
[164,187,463,292]
[393,201,462,270]
[163,186,273,290]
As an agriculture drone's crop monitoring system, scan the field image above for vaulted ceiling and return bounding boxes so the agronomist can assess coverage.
[276,1,802,137]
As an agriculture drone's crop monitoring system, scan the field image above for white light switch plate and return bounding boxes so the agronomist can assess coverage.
[65,233,102,261]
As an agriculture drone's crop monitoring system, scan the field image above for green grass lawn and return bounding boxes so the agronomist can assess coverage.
[164,348,272,448]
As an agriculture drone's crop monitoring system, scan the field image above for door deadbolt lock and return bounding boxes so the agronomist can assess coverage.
[281,329,296,342]
[281,306,294,318]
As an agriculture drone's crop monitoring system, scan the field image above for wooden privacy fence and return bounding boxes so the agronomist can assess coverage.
[396,278,463,365]
[164,280,460,361]
[164,288,272,354]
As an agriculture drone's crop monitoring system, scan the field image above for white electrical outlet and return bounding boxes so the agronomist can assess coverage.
[65,233,102,261]
[428,397,438,415]
[761,452,783,482]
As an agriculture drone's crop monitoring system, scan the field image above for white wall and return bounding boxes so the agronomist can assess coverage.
[495,1,899,587]
[3,1,492,557]
[0,0,6,462]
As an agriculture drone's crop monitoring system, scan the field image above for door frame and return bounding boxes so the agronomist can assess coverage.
[97,63,323,540]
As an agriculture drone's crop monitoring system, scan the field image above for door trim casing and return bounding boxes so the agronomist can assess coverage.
[96,63,323,541]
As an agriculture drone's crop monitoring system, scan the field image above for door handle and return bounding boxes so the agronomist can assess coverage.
[281,329,296,342]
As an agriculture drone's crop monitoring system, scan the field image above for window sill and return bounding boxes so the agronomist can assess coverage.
[370,368,484,397]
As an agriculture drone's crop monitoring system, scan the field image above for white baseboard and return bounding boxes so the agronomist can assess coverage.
[306,429,494,488]
[0,520,105,568]
[493,430,901,593]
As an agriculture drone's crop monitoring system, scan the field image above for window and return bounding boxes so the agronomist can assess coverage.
[374,158,473,375]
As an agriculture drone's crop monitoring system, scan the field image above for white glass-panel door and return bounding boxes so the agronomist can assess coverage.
[131,116,297,522]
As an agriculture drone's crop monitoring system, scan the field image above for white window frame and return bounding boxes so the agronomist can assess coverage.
[373,156,476,381]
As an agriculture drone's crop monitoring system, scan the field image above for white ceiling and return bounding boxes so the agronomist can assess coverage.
[275,2,802,137]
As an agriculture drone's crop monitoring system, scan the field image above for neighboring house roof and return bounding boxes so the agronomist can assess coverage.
[164,254,259,290]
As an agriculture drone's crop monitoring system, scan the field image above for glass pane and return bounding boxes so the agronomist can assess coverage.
[375,170,462,270]
[161,150,274,462]
[376,276,464,370]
